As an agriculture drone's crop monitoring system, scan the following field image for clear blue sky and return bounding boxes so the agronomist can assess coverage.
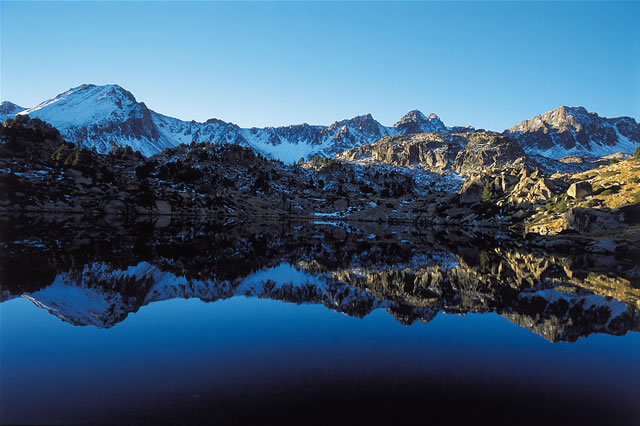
[1,1,639,130]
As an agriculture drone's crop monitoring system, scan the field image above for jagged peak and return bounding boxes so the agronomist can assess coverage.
[395,110,443,126]
[327,113,380,130]
[16,83,149,132]
[546,106,639,127]
[393,109,446,134]
[397,110,426,122]
[509,106,593,130]
[0,100,23,108]
[556,105,587,114]
[349,113,375,122]
[0,101,25,115]
[549,105,590,120]
[205,118,227,125]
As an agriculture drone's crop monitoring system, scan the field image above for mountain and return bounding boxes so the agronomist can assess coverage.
[11,84,451,162]
[9,85,639,161]
[0,101,26,121]
[394,110,447,134]
[17,84,173,156]
[505,106,640,158]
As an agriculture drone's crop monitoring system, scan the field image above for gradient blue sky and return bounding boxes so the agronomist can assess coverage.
[1,1,638,130]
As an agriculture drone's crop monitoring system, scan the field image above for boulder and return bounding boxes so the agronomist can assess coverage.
[102,200,126,215]
[512,209,529,219]
[154,200,172,215]
[459,182,483,204]
[587,240,617,254]
[543,239,573,250]
[125,183,141,191]
[562,207,626,233]
[567,181,592,199]
[67,169,93,186]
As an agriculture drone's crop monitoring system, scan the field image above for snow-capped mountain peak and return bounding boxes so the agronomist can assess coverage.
[20,84,139,124]
[505,106,640,158]
[15,84,169,155]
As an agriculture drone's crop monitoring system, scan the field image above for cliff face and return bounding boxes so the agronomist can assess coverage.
[336,131,578,177]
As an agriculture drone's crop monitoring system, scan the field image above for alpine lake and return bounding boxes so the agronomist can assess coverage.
[1,215,638,425]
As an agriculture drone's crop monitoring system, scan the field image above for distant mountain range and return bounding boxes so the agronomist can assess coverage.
[2,83,639,162]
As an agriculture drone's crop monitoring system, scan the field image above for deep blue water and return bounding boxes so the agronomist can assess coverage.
[2,295,638,425]
[1,219,639,425]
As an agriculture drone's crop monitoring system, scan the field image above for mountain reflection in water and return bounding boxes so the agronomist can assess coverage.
[0,216,639,425]
[2,217,638,341]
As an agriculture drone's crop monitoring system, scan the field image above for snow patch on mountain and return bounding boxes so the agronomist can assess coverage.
[244,131,322,163]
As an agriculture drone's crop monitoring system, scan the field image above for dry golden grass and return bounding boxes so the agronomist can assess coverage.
[525,158,640,235]
[573,157,640,209]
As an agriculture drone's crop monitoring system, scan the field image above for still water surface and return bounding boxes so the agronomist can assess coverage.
[1,218,638,425]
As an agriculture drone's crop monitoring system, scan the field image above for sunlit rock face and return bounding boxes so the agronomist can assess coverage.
[505,106,640,158]
[336,130,573,177]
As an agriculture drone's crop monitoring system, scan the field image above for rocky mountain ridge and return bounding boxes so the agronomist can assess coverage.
[505,106,640,158]
[11,84,453,161]
[6,84,638,162]
[338,110,640,177]
[337,131,558,177]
